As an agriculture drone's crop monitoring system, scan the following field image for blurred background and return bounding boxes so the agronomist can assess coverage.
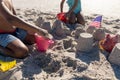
[13,0,120,18]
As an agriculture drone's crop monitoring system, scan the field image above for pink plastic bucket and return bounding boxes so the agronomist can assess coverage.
[35,35,54,52]
[57,12,67,23]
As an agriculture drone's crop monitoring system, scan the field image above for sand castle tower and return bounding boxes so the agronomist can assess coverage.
[108,43,120,65]
[76,33,94,52]
[86,26,96,34]
[93,28,105,41]
[116,31,120,43]
[41,22,52,33]
[74,27,85,39]
[35,16,45,27]
[52,20,66,36]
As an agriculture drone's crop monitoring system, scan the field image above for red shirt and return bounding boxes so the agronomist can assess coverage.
[0,29,16,34]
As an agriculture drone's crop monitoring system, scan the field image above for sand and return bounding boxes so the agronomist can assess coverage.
[0,8,120,80]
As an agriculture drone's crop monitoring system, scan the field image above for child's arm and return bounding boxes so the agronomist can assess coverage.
[0,0,49,37]
[11,0,17,15]
[68,0,78,14]
[60,0,65,12]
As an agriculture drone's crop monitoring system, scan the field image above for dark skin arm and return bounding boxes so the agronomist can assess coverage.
[60,0,65,13]
[0,0,49,37]
[60,0,78,19]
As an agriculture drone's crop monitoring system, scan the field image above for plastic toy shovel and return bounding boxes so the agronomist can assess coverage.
[35,34,54,52]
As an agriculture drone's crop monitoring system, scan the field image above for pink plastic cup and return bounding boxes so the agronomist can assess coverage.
[35,34,54,52]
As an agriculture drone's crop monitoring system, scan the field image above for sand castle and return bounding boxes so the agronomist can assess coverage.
[76,33,94,52]
[109,43,120,65]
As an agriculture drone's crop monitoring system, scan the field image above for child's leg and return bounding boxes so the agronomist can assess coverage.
[76,12,85,26]
[0,34,29,59]
[6,39,29,59]
[68,12,76,24]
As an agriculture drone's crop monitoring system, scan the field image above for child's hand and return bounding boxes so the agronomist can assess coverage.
[38,29,53,39]
[35,32,53,40]
[65,12,70,20]
[44,33,53,40]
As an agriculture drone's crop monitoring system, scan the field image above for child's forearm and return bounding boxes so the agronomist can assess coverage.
[68,0,78,13]
[60,0,65,12]
[60,3,63,12]
[8,14,48,36]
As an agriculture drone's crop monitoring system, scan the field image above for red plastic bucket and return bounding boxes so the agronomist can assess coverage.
[35,34,54,52]
[57,12,67,23]
[100,34,118,53]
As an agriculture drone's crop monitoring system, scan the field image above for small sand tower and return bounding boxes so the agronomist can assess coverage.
[108,43,120,65]
[76,33,94,52]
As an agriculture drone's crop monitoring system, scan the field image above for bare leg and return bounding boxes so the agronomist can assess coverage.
[0,33,41,59]
[68,12,76,24]
[76,12,85,26]
[0,39,29,59]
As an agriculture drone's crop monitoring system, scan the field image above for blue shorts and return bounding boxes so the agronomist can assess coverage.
[0,28,27,47]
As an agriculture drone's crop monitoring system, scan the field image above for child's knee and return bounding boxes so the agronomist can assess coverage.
[14,47,29,59]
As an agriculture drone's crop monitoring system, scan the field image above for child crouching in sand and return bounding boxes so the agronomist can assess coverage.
[0,0,51,59]
[60,0,85,26]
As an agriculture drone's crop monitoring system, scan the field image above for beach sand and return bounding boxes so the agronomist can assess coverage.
[0,8,120,80]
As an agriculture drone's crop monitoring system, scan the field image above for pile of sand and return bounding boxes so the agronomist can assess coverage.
[0,9,120,80]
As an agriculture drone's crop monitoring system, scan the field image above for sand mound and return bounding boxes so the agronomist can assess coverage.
[1,9,120,80]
